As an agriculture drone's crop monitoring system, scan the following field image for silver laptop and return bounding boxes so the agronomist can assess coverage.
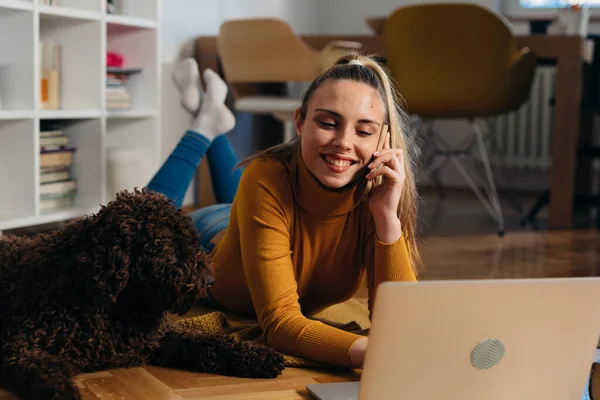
[307,278,600,400]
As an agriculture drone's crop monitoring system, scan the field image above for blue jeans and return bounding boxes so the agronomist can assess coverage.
[189,203,232,253]
[582,360,600,400]
[147,131,239,246]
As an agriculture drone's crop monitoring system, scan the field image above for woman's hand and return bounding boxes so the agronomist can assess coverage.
[366,131,405,244]
[349,337,368,368]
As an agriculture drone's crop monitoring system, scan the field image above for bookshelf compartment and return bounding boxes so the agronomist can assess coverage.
[0,110,34,119]
[106,0,156,21]
[0,0,33,12]
[39,118,102,215]
[106,23,157,112]
[0,7,34,111]
[39,14,102,111]
[38,0,102,13]
[0,119,35,228]
[105,117,157,202]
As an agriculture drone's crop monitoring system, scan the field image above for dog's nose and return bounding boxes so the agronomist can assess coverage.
[206,275,216,287]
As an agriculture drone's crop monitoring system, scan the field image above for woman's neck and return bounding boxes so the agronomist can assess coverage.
[293,152,365,216]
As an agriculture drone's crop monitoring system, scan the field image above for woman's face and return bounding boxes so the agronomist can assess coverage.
[295,79,386,189]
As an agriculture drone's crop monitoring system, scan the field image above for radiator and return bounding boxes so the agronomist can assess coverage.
[486,66,557,170]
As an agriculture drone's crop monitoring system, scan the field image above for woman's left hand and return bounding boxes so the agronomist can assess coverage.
[366,131,405,243]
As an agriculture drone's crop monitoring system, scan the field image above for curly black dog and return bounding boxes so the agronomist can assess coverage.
[0,188,284,400]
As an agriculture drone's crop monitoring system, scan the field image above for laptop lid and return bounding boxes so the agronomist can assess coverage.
[353,278,600,400]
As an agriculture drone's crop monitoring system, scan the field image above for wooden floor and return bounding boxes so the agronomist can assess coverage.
[1,229,599,399]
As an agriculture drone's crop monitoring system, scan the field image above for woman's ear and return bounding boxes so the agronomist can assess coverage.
[294,107,303,137]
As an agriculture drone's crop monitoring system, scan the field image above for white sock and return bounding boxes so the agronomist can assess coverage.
[189,68,236,140]
[172,58,203,115]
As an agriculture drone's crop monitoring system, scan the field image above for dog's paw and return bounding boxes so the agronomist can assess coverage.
[244,345,285,379]
[226,342,285,379]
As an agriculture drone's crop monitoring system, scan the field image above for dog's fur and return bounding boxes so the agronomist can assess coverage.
[0,189,284,400]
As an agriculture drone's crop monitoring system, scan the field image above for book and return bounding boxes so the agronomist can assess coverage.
[106,67,143,75]
[40,180,76,199]
[40,148,75,169]
[40,135,69,147]
[40,39,61,110]
[40,129,64,138]
[106,86,130,110]
[40,195,74,212]
[105,67,142,110]
[40,168,70,184]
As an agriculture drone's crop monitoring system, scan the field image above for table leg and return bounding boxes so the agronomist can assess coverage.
[548,56,583,230]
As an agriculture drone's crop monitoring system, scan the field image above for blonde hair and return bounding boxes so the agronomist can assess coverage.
[239,54,422,272]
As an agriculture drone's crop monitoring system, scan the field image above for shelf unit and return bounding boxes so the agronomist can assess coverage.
[0,0,161,231]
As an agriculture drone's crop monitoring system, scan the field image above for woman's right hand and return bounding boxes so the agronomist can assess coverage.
[349,337,369,368]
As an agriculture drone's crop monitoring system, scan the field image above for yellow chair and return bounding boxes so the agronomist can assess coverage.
[218,18,362,142]
[384,3,537,235]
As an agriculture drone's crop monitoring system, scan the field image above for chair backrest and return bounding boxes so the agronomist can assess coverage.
[384,3,518,116]
[218,18,320,84]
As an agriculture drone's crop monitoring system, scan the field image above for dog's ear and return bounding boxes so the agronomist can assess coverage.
[79,244,130,304]
[102,246,131,303]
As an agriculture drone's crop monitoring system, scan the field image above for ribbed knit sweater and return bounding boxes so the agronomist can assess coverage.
[208,153,416,368]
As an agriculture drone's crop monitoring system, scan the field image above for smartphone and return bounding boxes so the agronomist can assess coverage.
[362,124,389,200]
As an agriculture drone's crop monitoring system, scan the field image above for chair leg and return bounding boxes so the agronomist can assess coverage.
[445,124,504,233]
[473,120,505,236]
[419,120,446,200]
[450,156,501,225]
[417,118,505,235]
[478,119,523,215]
[282,120,295,143]
[272,112,296,143]
[519,190,549,231]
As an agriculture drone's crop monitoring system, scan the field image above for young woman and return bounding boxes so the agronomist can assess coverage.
[148,54,421,369]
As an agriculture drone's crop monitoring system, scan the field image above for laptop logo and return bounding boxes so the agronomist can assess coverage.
[470,338,505,370]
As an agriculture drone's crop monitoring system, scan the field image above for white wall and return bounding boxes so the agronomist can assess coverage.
[159,0,320,206]
[161,0,320,63]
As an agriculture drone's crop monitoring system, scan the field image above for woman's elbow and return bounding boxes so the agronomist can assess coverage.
[260,312,306,353]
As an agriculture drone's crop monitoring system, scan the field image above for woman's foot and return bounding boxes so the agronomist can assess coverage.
[172,58,203,115]
[189,69,236,140]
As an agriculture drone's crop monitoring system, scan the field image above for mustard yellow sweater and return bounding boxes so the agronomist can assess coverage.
[208,154,416,368]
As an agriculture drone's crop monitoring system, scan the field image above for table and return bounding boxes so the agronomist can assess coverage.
[193,26,593,230]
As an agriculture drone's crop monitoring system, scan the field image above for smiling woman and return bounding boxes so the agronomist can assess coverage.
[299,82,384,188]
[146,54,421,370]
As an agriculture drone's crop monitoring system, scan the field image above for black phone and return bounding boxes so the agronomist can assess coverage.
[362,124,389,200]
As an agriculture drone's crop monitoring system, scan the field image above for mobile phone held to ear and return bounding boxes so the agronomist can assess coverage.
[362,124,389,201]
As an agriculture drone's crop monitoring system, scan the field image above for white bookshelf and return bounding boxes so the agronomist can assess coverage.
[0,0,161,231]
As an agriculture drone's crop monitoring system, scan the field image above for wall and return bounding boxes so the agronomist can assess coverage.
[159,0,320,206]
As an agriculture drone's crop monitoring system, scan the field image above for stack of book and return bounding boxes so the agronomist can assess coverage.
[39,127,77,212]
[106,67,142,110]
